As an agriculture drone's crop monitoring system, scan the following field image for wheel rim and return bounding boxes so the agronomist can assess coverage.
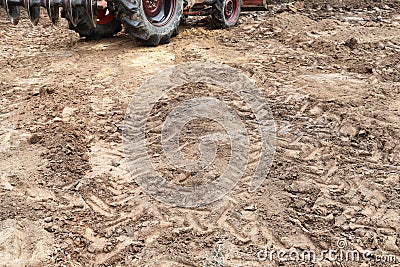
[224,0,238,23]
[143,0,176,26]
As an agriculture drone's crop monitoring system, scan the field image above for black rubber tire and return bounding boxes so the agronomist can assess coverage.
[212,0,241,29]
[117,0,183,46]
[63,9,122,40]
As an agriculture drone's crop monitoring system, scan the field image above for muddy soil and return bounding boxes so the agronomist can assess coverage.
[0,1,399,266]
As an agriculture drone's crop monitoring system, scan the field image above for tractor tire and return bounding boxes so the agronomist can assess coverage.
[212,0,241,29]
[117,0,183,46]
[64,9,122,40]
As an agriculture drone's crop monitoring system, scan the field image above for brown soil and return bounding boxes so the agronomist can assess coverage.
[0,1,399,266]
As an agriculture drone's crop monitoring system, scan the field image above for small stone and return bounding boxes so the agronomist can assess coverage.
[325,214,334,223]
[32,89,40,96]
[344,37,358,50]
[81,153,89,161]
[339,124,358,137]
[349,222,358,230]
[103,243,114,253]
[62,107,77,122]
[28,133,42,144]
[39,87,47,96]
[334,215,347,227]
[178,173,187,182]
[310,106,323,116]
[111,159,120,167]
[244,205,257,211]
[53,117,62,122]
[385,236,399,251]
[87,245,96,253]
[75,182,83,191]
[376,42,385,50]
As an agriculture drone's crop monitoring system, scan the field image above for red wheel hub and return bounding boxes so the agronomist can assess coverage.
[224,0,238,22]
[143,0,163,18]
[142,0,176,27]
[97,9,114,25]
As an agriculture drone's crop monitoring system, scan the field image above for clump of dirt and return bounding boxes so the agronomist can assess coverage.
[0,219,55,267]
[303,0,400,10]
[39,123,91,186]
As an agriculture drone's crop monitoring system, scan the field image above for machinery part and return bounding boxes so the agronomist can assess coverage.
[65,8,122,40]
[44,0,60,24]
[86,0,98,26]
[3,0,21,24]
[212,0,241,28]
[183,7,212,16]
[0,0,97,27]
[119,0,183,46]
[1,0,267,45]
[63,0,80,26]
[25,0,41,25]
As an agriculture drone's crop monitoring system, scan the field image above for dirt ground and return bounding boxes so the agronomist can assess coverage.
[0,0,400,266]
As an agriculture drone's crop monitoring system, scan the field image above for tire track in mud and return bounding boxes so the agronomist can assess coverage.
[270,84,400,258]
[189,13,400,262]
[1,4,400,266]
